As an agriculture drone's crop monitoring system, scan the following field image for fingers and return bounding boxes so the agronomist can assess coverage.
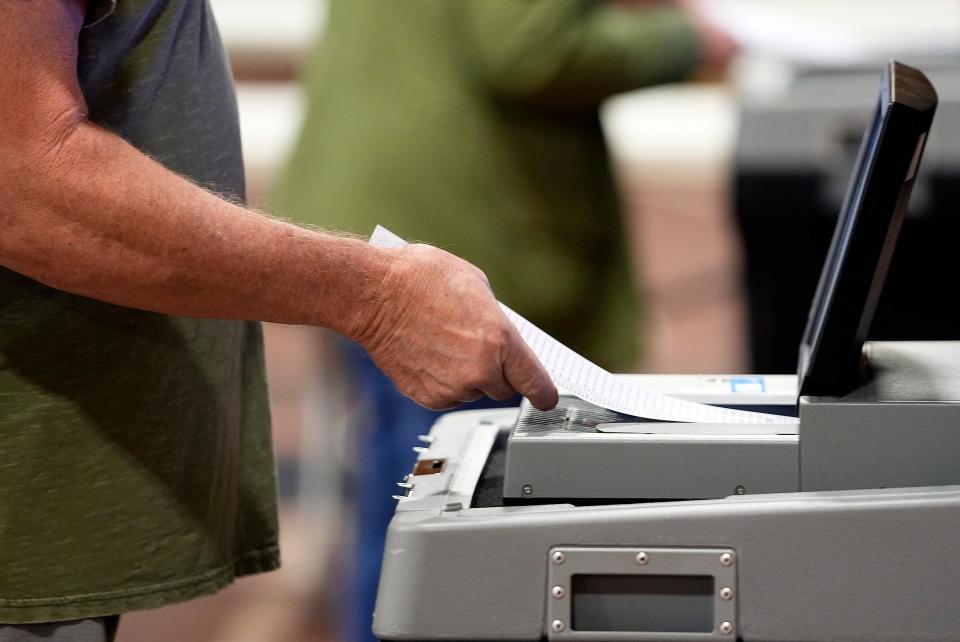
[501,328,558,411]
[479,373,516,402]
[458,389,486,404]
[416,395,462,412]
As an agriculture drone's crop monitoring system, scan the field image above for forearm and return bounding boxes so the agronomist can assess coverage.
[0,0,558,412]
[2,118,390,337]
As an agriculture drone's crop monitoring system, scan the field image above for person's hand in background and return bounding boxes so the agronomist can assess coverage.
[601,0,736,73]
[677,0,739,70]
[351,244,559,412]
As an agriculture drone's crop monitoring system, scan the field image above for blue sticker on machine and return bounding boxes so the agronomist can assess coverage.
[731,376,766,393]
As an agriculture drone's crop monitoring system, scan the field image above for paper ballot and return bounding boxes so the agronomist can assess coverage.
[370,226,796,425]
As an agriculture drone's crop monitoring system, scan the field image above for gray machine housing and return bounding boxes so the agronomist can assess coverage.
[374,342,960,641]
[503,341,960,501]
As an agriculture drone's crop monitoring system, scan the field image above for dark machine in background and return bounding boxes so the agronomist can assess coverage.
[735,63,960,373]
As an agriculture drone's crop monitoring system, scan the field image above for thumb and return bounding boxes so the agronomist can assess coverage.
[501,329,558,411]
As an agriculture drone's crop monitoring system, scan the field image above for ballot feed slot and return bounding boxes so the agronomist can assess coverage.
[504,396,799,502]
[546,547,738,641]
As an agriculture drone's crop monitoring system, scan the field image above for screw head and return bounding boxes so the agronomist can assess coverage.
[551,585,566,599]
[551,619,566,633]
[522,484,533,496]
[720,552,734,567]
[551,551,566,565]
[735,485,746,495]
[720,587,734,601]
[635,551,649,565]
[719,621,733,635]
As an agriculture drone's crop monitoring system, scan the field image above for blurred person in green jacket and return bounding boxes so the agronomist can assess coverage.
[278,0,732,369]
[273,1,732,640]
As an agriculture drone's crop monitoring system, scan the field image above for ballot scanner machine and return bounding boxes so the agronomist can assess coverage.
[374,63,958,641]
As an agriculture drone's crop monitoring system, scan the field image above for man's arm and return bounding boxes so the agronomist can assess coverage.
[0,0,557,411]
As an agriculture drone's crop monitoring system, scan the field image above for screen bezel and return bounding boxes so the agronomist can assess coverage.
[797,62,937,397]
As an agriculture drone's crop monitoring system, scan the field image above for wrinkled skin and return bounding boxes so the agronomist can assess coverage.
[354,244,558,411]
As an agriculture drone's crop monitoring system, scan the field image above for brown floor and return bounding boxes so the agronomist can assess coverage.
[621,161,749,374]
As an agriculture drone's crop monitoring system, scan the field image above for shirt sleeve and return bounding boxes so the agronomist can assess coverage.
[82,0,117,28]
[452,0,702,111]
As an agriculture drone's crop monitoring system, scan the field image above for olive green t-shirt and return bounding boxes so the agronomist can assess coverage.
[0,0,279,624]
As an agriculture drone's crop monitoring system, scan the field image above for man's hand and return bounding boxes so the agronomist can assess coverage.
[352,244,558,411]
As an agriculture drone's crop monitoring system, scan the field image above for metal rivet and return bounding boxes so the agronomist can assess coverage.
[551,619,566,633]
[551,585,566,599]
[719,621,733,635]
[720,552,734,567]
[551,551,566,565]
[720,587,733,601]
[522,484,533,495]
[635,551,649,565]
[735,485,746,495]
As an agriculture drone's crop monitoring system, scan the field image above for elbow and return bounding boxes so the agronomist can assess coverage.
[479,60,586,111]
[474,45,608,112]
[484,70,559,106]
[482,70,605,113]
